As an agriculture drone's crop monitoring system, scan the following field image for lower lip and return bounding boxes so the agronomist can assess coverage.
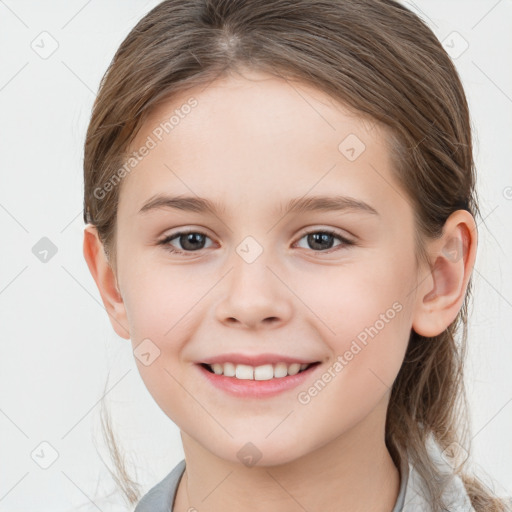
[196,363,321,398]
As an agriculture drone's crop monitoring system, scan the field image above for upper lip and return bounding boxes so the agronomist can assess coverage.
[199,353,321,367]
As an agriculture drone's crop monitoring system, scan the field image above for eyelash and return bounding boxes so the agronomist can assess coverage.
[157,228,355,256]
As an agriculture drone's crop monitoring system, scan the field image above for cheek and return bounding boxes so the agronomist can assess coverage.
[290,268,412,439]
[122,270,196,424]
[293,259,413,383]
[120,256,205,341]
[120,262,208,397]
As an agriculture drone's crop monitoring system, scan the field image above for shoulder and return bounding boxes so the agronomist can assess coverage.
[134,459,186,512]
[400,436,476,512]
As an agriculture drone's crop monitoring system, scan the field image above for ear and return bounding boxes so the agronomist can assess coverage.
[82,225,131,340]
[412,210,478,337]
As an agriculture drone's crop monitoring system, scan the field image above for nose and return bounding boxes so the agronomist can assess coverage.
[214,252,294,330]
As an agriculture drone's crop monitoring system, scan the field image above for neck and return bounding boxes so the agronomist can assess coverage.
[173,401,401,512]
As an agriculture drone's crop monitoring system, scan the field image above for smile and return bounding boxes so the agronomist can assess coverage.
[196,361,322,398]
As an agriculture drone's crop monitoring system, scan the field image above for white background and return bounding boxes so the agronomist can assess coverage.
[0,1,511,510]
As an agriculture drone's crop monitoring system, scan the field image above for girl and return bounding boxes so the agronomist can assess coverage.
[82,0,511,511]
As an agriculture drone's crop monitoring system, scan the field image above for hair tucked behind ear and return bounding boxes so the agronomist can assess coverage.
[84,0,510,509]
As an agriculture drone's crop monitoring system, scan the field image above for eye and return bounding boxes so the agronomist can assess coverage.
[158,230,214,255]
[293,229,354,253]
[158,228,355,256]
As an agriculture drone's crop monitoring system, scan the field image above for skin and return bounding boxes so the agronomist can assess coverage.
[83,68,477,512]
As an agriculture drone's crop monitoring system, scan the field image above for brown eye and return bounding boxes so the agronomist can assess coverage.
[294,229,354,252]
[159,230,213,254]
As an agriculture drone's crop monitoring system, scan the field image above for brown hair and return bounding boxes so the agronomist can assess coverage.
[83,0,509,510]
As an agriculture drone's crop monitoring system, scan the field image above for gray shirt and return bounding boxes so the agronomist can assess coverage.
[134,436,477,512]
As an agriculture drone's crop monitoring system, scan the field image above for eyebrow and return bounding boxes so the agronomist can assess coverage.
[138,194,380,217]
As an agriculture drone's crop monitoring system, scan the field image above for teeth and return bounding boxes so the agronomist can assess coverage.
[208,362,311,380]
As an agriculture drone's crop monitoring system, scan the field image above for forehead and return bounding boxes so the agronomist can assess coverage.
[137,68,380,152]
[119,69,402,218]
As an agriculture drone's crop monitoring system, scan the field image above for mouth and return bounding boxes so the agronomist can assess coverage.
[196,361,322,399]
[199,361,320,379]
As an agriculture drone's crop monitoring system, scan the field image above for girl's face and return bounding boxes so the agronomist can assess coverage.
[112,69,422,465]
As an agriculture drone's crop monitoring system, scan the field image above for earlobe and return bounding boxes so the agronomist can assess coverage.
[412,210,477,338]
[82,225,131,340]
